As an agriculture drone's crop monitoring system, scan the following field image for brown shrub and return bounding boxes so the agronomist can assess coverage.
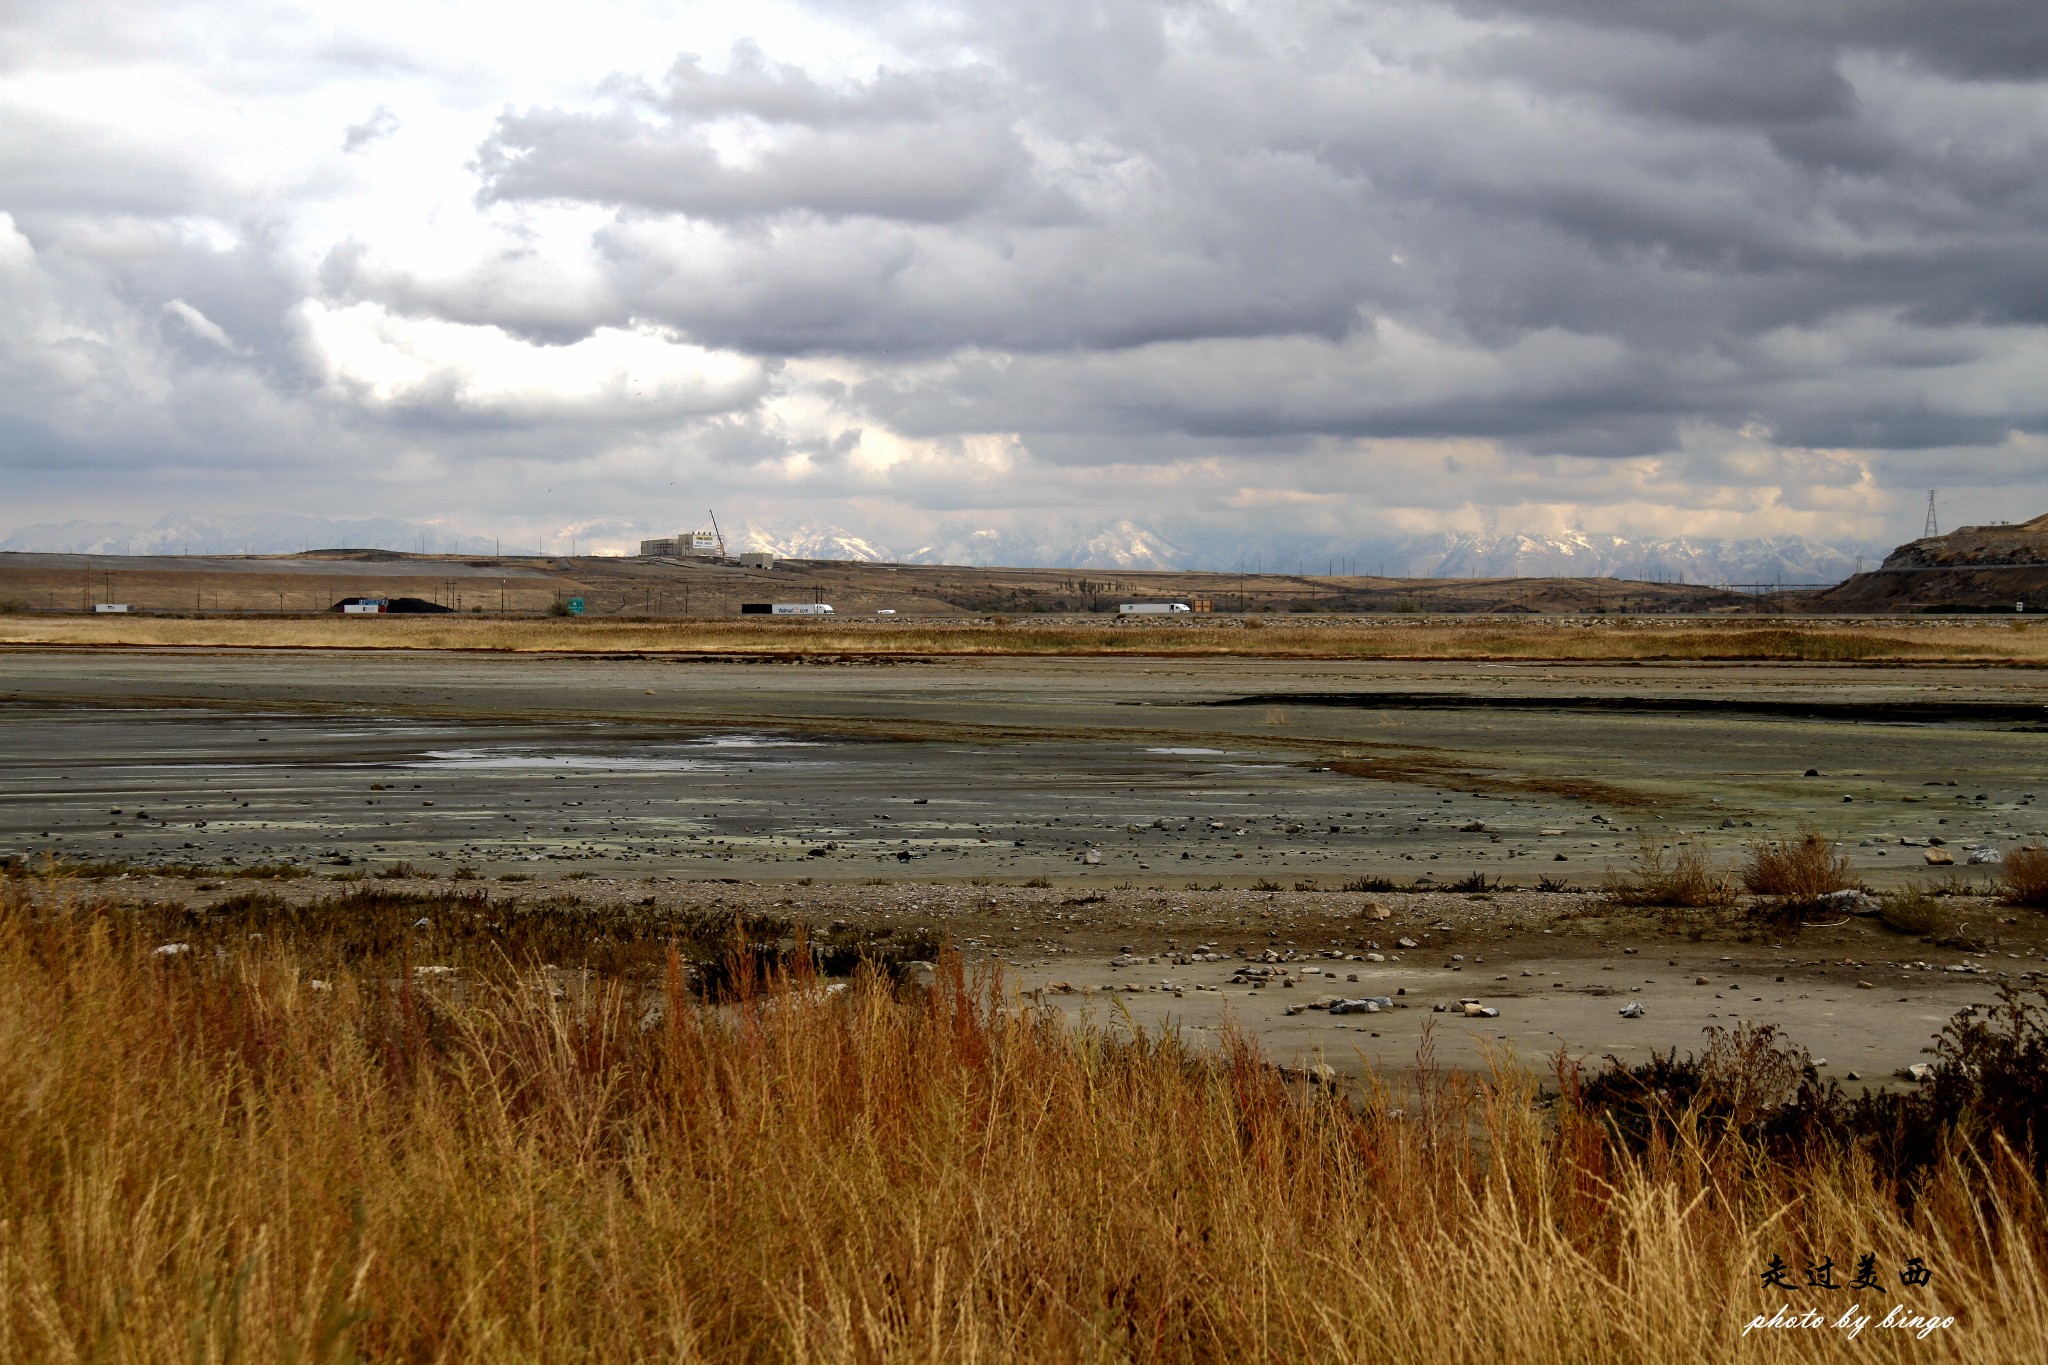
[1740,827,1856,899]
[1878,888,1953,938]
[2003,845,2048,908]
[1605,835,1734,907]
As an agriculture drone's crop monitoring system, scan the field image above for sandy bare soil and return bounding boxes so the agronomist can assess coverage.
[30,871,2041,1090]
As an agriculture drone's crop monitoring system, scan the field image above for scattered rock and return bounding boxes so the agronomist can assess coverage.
[1924,848,1955,866]
[1695,975,1711,986]
[1965,846,2003,865]
[1618,1002,1646,1018]
[1396,937,1418,949]
[1901,1063,1934,1083]
[153,942,191,957]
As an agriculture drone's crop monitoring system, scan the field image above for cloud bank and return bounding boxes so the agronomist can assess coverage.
[2,0,2044,556]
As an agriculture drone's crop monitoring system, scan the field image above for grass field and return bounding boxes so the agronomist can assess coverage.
[7,613,2048,662]
[1,874,2041,1361]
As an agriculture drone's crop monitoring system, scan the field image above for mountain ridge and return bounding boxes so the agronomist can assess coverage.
[4,511,1881,586]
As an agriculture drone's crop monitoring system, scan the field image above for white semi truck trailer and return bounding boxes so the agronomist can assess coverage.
[1117,602,1192,614]
[740,603,836,615]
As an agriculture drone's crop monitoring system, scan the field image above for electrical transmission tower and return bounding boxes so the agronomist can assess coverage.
[1924,490,1939,538]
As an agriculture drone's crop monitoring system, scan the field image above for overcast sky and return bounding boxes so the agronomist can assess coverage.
[3,0,2045,552]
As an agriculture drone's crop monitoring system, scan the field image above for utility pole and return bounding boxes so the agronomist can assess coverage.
[1925,490,1940,538]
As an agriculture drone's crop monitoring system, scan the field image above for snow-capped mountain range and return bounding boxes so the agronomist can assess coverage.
[2,512,1879,586]
[736,520,1876,586]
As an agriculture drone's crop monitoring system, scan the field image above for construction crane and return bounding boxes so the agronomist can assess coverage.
[708,510,727,559]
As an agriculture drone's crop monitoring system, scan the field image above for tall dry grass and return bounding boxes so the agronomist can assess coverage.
[0,876,2042,1361]
[7,614,2046,662]
[2003,846,2048,908]
[1742,829,1860,901]
[1606,836,1737,909]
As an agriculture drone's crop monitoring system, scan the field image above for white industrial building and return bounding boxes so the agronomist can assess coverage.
[638,530,724,559]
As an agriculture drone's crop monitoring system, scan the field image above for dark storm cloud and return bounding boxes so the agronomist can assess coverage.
[426,0,2048,458]
[476,46,1046,225]
[1454,1,2048,81]
[3,0,2046,545]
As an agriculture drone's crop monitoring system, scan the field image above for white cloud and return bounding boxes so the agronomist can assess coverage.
[162,298,239,351]
[295,301,767,420]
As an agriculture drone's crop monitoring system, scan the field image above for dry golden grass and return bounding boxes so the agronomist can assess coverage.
[1606,836,1738,908]
[2004,846,2048,908]
[1742,829,1861,901]
[0,877,2043,1361]
[7,614,2047,662]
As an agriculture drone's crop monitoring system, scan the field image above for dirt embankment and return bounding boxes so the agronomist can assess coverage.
[1814,512,2048,612]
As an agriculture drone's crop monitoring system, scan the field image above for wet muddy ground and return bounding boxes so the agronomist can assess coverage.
[3,646,2043,1081]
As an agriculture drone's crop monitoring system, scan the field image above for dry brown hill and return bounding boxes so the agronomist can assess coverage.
[1810,513,2048,613]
